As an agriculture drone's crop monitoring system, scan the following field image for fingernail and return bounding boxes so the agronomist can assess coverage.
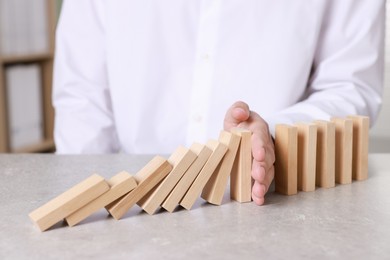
[234,107,246,118]
[236,107,246,113]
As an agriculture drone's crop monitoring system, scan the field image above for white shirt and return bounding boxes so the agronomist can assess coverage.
[53,0,385,154]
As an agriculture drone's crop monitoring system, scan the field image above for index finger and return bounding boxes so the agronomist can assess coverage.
[223,101,251,130]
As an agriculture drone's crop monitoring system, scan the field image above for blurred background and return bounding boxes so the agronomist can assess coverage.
[0,0,62,153]
[0,0,389,153]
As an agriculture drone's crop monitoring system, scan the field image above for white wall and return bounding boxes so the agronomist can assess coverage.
[369,3,390,152]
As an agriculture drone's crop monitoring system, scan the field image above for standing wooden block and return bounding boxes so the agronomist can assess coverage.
[29,174,110,232]
[296,123,317,192]
[162,143,212,212]
[138,146,197,215]
[201,131,241,205]
[65,172,137,227]
[106,156,172,220]
[275,124,298,195]
[331,117,353,184]
[230,128,252,202]
[348,115,369,181]
[314,120,336,188]
[180,140,227,210]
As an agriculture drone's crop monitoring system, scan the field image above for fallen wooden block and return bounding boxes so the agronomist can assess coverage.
[296,123,317,192]
[348,115,369,181]
[162,143,212,212]
[331,117,353,184]
[201,131,241,205]
[138,146,197,215]
[29,174,110,232]
[180,140,227,210]
[314,120,335,188]
[65,172,137,227]
[106,156,172,220]
[230,128,252,203]
[275,124,298,195]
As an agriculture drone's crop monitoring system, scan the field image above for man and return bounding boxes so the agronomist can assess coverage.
[53,0,385,205]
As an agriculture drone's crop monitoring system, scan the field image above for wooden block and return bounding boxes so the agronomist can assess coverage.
[331,117,353,184]
[65,172,137,227]
[180,140,228,210]
[201,131,241,205]
[296,123,317,192]
[137,146,197,215]
[162,143,212,212]
[314,120,336,188]
[275,124,298,195]
[29,174,110,232]
[230,128,252,202]
[348,115,369,181]
[106,156,172,220]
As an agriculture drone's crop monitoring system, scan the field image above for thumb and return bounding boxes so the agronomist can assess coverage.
[224,101,251,130]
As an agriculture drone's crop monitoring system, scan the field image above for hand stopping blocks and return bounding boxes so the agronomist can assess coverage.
[29,115,369,231]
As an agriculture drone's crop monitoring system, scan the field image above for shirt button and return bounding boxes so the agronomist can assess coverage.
[193,115,203,122]
[201,53,210,61]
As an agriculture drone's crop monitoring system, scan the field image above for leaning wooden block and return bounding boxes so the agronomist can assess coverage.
[348,115,369,181]
[201,131,241,205]
[162,143,212,212]
[230,128,252,202]
[29,174,110,232]
[296,123,317,192]
[275,124,298,195]
[331,117,353,184]
[138,146,197,215]
[180,140,227,210]
[314,120,336,188]
[106,156,172,220]
[65,172,137,227]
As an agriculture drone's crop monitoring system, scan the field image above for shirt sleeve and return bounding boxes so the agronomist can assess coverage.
[53,0,120,153]
[265,0,385,136]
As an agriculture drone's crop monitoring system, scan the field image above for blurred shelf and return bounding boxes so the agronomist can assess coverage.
[11,139,55,153]
[1,53,52,65]
[0,0,56,153]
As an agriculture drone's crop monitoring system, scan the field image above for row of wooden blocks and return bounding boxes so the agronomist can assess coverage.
[29,128,253,232]
[275,115,369,195]
[29,115,369,231]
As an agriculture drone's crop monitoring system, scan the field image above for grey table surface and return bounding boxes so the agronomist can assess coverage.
[0,154,389,260]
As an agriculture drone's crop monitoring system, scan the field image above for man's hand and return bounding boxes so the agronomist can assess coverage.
[224,101,275,205]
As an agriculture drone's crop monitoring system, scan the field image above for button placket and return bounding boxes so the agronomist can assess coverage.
[186,0,222,145]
